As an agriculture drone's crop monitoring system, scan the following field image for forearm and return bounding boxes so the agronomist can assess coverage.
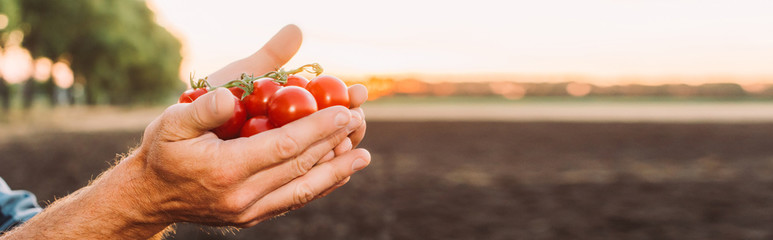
[0,155,169,240]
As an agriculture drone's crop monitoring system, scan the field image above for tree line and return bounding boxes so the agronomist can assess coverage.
[0,0,183,109]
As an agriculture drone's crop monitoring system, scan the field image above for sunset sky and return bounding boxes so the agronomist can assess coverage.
[148,0,773,83]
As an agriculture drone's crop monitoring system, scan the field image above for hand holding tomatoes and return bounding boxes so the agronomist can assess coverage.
[132,87,369,230]
[178,63,357,140]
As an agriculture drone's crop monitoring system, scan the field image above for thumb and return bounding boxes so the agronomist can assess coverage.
[162,88,235,141]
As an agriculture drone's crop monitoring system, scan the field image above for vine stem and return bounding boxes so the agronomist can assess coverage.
[190,63,324,99]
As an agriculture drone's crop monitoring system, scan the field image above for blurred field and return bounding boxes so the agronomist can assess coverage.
[3,102,773,239]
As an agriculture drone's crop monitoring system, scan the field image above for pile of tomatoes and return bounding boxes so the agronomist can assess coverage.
[178,63,350,140]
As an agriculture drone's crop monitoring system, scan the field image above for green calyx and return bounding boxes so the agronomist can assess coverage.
[189,72,212,89]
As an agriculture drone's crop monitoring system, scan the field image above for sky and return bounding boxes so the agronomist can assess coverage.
[148,0,773,83]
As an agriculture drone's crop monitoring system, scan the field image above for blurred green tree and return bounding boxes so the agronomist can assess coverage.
[19,0,182,105]
[0,0,22,110]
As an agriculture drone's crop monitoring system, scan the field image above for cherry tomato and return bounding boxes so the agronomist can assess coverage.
[178,88,208,103]
[243,78,282,117]
[267,86,318,127]
[285,75,310,88]
[228,87,246,99]
[306,75,350,109]
[212,98,247,140]
[240,116,274,137]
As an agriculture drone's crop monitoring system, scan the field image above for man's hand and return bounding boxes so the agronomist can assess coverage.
[127,88,368,228]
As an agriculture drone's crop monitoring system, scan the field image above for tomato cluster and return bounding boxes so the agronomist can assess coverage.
[178,64,350,140]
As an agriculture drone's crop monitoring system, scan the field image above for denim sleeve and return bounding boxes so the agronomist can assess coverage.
[0,177,42,233]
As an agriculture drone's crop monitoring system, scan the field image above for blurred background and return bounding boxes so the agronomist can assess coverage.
[2,0,773,239]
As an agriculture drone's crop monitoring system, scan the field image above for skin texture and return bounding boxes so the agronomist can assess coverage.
[0,24,369,240]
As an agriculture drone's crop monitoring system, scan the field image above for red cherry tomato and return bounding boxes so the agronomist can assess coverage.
[240,116,274,137]
[178,88,208,103]
[228,86,246,99]
[306,75,350,109]
[243,78,282,117]
[212,98,247,140]
[285,75,310,88]
[267,86,318,127]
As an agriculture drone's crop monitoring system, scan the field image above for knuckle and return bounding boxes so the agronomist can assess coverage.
[291,154,315,177]
[208,167,241,189]
[275,130,301,159]
[293,182,316,206]
[220,193,251,216]
[324,163,347,183]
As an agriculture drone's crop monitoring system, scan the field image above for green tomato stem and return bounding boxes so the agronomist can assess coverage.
[187,63,324,97]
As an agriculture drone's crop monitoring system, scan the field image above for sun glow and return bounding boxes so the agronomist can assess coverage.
[1,45,33,84]
[146,0,773,85]
[33,57,53,82]
[51,61,74,88]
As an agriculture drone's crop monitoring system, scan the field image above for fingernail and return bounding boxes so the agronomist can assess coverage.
[210,90,220,115]
[335,111,349,127]
[352,158,368,171]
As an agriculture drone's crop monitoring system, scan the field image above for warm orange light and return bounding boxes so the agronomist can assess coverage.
[51,61,74,88]
[489,82,526,100]
[394,79,428,95]
[33,57,53,82]
[566,82,592,97]
[346,77,395,100]
[0,14,8,30]
[0,45,33,84]
[431,82,456,96]
[741,83,769,94]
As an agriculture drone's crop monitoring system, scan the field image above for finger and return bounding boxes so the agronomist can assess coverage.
[221,127,351,215]
[316,176,351,199]
[250,24,303,72]
[208,24,303,85]
[348,84,368,108]
[241,149,371,226]
[348,108,367,147]
[333,137,353,156]
[159,88,235,141]
[223,106,356,173]
[235,125,351,198]
[319,150,336,165]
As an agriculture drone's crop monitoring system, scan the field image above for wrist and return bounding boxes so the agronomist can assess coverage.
[82,152,171,238]
[1,152,171,240]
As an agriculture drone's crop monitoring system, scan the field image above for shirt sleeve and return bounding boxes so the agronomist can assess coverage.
[0,177,42,233]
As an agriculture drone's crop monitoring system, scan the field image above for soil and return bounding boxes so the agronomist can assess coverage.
[3,121,773,239]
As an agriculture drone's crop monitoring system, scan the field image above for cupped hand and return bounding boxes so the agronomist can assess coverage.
[127,88,369,227]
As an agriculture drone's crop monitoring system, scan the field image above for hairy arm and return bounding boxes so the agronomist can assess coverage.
[1,157,168,239]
